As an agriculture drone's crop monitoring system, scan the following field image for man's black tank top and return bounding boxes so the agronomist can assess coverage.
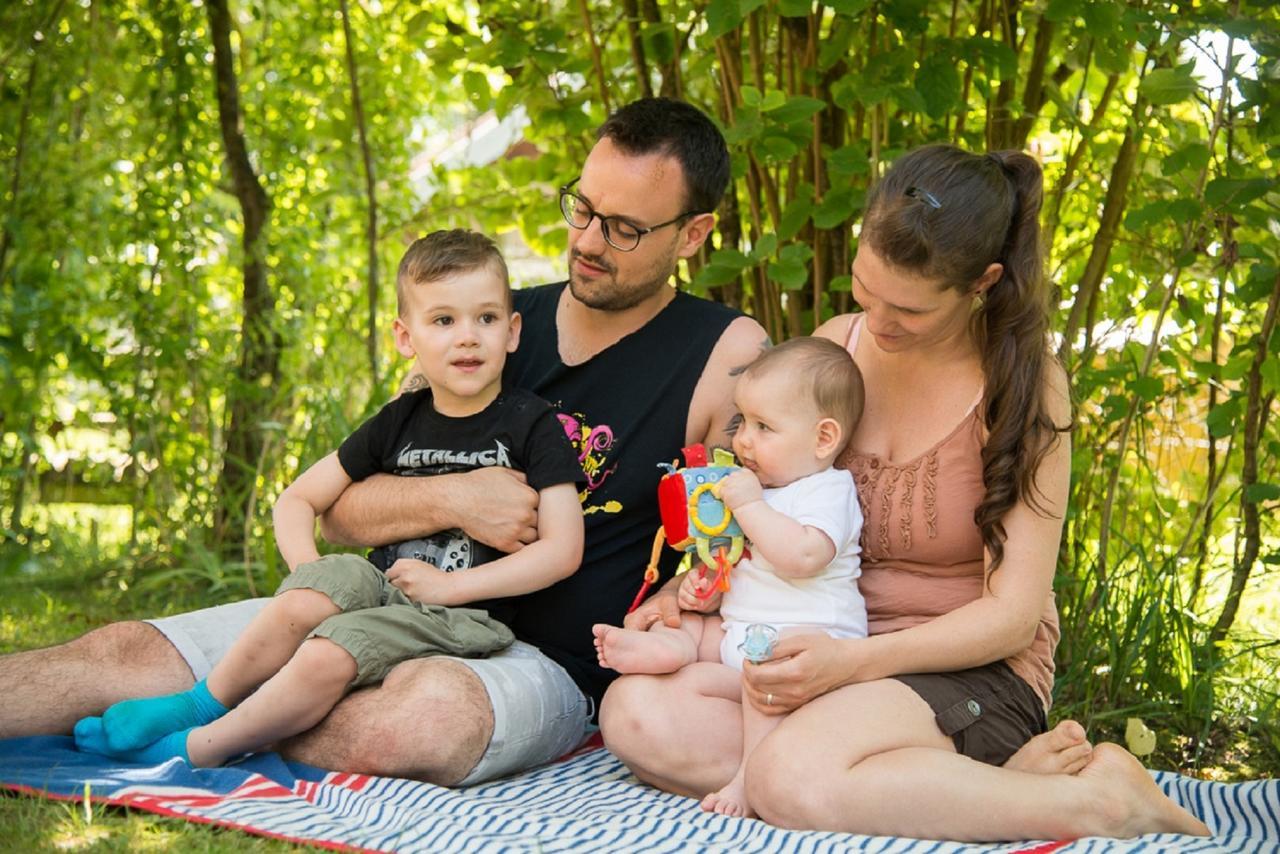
[504,282,741,707]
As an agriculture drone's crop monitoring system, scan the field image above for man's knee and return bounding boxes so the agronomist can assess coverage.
[288,657,492,785]
[77,621,193,682]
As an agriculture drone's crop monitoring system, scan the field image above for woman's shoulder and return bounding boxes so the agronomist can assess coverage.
[812,312,860,347]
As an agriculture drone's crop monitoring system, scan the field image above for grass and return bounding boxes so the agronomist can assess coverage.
[0,555,313,851]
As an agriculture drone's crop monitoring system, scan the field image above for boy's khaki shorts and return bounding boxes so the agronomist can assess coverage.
[276,554,514,688]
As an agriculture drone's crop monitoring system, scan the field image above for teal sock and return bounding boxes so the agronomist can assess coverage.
[73,716,111,755]
[101,679,228,752]
[75,717,193,765]
[123,728,193,765]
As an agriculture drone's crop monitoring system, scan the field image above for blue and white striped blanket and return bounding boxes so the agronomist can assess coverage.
[1,736,1275,852]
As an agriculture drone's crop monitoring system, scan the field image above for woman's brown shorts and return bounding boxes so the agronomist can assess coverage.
[893,661,1047,766]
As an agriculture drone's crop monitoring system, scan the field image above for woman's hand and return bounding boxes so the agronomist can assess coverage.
[742,633,861,714]
[386,558,457,606]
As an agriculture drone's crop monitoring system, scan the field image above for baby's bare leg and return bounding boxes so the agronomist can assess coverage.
[593,614,725,674]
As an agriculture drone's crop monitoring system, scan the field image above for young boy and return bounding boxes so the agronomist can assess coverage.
[75,230,585,768]
[592,336,865,818]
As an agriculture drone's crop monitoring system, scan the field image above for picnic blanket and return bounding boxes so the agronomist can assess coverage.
[1,735,1276,852]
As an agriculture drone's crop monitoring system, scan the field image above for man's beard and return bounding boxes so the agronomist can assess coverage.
[568,249,677,312]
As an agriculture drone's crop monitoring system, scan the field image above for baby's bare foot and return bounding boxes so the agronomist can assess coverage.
[1005,720,1092,775]
[700,772,753,818]
[1078,743,1210,837]
[591,624,690,674]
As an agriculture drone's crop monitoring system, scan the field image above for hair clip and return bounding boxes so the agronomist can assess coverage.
[905,186,942,210]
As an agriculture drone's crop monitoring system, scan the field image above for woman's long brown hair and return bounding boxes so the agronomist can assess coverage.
[861,144,1068,571]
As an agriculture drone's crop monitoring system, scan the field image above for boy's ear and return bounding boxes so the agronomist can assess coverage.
[393,317,416,359]
[506,310,522,354]
[814,416,843,460]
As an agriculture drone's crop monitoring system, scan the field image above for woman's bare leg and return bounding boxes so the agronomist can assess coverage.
[745,680,1209,840]
[600,662,743,797]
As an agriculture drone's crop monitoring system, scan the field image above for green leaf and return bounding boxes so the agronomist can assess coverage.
[640,22,676,65]
[705,0,744,40]
[755,131,801,161]
[813,186,863,229]
[1139,66,1199,106]
[1128,375,1164,402]
[740,85,763,107]
[778,186,815,240]
[776,0,812,16]
[769,257,810,289]
[916,53,961,118]
[779,243,815,265]
[1162,143,1211,177]
[1043,0,1082,23]
[828,0,873,17]
[827,144,870,176]
[1244,483,1280,504]
[766,96,827,125]
[696,263,744,288]
[1204,178,1273,209]
[827,274,853,292]
[883,0,929,34]
[708,248,754,270]
[751,233,779,260]
[1206,399,1241,438]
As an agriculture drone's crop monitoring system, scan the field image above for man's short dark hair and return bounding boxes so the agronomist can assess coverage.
[596,98,730,215]
[396,229,510,315]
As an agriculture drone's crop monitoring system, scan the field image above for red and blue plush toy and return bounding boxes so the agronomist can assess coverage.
[628,444,748,613]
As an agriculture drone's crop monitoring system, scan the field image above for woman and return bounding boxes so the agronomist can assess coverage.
[598,145,1209,840]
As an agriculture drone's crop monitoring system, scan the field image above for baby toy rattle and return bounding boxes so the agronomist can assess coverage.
[628,444,748,613]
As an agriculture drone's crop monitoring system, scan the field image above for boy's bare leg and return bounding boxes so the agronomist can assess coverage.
[0,621,194,738]
[187,638,357,767]
[92,589,340,751]
[593,614,725,674]
[205,588,341,706]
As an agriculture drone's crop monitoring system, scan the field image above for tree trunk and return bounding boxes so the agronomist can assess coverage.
[1210,272,1280,644]
[207,0,278,554]
[339,0,380,388]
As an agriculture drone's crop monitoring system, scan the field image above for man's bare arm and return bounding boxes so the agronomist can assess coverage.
[319,467,539,552]
[686,315,770,448]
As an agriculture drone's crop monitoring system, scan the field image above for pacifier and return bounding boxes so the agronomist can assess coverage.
[738,623,778,663]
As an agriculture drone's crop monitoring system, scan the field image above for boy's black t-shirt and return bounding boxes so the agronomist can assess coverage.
[337,387,584,621]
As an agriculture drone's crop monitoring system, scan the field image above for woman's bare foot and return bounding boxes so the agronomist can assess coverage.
[1005,720,1092,775]
[701,769,754,818]
[592,624,694,674]
[1078,743,1210,837]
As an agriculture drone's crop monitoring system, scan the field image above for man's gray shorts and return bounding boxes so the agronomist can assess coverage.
[146,598,593,785]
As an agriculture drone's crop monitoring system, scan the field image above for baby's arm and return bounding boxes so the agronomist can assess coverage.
[273,453,353,570]
[718,470,835,579]
[395,482,584,606]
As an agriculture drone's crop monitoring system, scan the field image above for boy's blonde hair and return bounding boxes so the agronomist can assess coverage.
[743,337,864,452]
[396,229,510,315]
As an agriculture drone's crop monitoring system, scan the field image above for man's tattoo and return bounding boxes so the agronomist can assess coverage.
[728,337,773,377]
[402,372,429,393]
[724,412,744,438]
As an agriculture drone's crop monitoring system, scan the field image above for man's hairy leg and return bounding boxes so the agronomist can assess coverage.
[277,657,492,786]
[0,622,194,738]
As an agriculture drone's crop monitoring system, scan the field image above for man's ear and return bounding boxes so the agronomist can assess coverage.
[393,317,416,359]
[815,416,843,460]
[972,262,1003,297]
[677,212,717,258]
[506,310,522,354]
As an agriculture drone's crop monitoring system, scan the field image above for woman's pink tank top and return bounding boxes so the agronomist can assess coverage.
[836,317,1059,707]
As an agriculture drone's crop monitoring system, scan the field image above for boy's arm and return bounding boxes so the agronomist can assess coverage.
[274,453,354,570]
[389,482,584,606]
[718,470,836,579]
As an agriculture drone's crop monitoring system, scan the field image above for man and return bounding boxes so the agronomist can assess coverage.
[0,97,766,787]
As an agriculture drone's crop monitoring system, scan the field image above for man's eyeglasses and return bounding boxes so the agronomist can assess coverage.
[558,178,703,252]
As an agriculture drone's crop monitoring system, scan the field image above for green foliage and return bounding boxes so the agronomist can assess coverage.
[1,0,1278,780]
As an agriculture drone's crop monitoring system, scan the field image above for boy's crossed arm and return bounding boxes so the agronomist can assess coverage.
[387,483,583,606]
[274,452,354,571]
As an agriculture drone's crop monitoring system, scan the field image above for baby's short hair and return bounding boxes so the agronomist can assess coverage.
[396,229,510,315]
[743,337,865,448]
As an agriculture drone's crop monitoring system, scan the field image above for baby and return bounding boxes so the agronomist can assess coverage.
[593,336,865,818]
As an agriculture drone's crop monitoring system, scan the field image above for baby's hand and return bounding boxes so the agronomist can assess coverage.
[677,570,721,612]
[386,558,457,606]
[717,469,763,511]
